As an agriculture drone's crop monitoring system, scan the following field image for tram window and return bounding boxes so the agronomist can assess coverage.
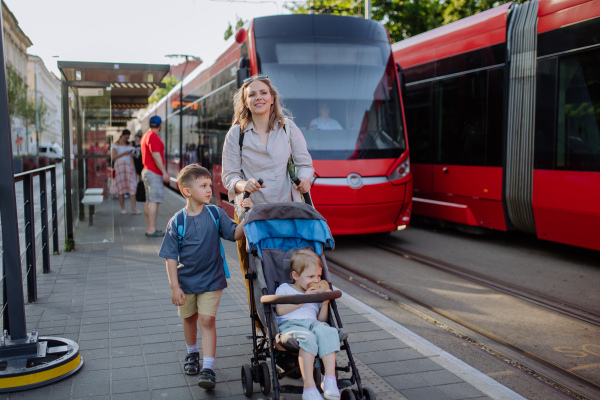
[534,58,558,170]
[436,71,487,166]
[255,37,405,160]
[556,48,600,172]
[404,83,432,163]
[486,68,504,167]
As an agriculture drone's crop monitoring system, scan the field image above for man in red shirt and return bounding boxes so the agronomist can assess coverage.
[141,116,170,237]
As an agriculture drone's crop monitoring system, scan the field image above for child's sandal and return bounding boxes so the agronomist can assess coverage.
[184,352,200,375]
[197,368,216,390]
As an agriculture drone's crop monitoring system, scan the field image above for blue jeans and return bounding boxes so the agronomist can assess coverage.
[278,319,340,357]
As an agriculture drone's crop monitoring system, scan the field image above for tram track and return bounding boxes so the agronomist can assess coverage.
[364,238,600,327]
[326,251,600,400]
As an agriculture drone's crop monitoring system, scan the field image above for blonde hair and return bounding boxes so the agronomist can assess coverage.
[232,76,290,133]
[290,249,322,278]
[176,164,211,196]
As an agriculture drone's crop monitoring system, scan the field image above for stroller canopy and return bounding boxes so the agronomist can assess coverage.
[243,202,334,258]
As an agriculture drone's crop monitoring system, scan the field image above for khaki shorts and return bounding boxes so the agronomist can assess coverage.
[178,290,223,318]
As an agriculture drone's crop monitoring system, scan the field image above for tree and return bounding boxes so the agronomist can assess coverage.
[224,16,247,41]
[148,75,180,105]
[285,0,363,15]
[286,0,522,42]
[7,67,27,127]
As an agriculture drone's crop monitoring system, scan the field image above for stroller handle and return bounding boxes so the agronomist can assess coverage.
[244,178,264,212]
[260,290,342,305]
[292,177,312,206]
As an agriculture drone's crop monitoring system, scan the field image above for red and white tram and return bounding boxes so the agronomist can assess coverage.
[393,0,600,251]
[140,14,412,235]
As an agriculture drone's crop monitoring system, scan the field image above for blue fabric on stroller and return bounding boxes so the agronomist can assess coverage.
[239,202,375,400]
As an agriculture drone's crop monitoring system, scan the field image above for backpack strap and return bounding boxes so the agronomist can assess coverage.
[206,205,231,279]
[173,208,187,260]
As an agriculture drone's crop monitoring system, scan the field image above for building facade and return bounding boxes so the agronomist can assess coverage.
[2,0,33,155]
[28,55,62,147]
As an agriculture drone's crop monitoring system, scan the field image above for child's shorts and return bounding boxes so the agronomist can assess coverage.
[178,290,223,318]
[278,319,340,357]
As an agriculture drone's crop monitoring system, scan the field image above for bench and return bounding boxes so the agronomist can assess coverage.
[81,195,104,226]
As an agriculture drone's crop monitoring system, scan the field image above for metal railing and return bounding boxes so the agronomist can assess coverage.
[1,164,61,317]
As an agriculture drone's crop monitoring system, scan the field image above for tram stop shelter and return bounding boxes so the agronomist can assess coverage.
[58,62,170,247]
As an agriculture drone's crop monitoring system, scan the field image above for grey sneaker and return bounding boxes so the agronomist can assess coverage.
[197,368,216,390]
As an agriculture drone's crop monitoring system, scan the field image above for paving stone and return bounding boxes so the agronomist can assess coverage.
[401,358,444,373]
[111,366,148,381]
[383,374,429,391]
[111,377,150,394]
[146,362,182,377]
[145,351,180,365]
[435,383,486,399]
[71,381,111,398]
[112,336,142,347]
[417,370,463,386]
[111,345,144,357]
[400,386,453,400]
[372,338,410,351]
[149,373,188,389]
[387,348,428,361]
[151,387,194,399]
[368,361,412,377]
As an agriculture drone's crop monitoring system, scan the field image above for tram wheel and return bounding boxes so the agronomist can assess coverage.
[0,336,83,393]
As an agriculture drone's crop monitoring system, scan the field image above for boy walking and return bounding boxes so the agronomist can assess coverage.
[159,165,245,389]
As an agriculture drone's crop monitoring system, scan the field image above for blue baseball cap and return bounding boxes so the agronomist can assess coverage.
[149,116,162,127]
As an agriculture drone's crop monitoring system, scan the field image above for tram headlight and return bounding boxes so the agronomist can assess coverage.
[388,158,410,182]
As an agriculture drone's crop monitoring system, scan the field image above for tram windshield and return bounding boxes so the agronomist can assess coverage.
[255,37,405,160]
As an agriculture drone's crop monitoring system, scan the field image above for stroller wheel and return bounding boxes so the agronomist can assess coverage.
[259,362,271,395]
[341,388,356,400]
[241,364,253,396]
[361,387,376,400]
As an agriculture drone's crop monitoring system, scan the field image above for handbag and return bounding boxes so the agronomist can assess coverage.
[135,180,146,202]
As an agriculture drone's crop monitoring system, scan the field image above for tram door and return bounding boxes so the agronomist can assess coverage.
[431,70,506,230]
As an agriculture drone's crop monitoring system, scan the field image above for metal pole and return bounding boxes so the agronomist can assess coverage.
[179,59,190,171]
[23,173,37,303]
[365,0,371,19]
[40,170,50,273]
[62,83,75,249]
[35,61,40,155]
[0,10,28,340]
[51,165,60,255]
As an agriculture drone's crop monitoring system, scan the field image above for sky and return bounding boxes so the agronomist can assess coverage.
[6,0,295,77]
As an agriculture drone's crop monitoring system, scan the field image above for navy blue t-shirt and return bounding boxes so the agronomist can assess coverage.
[159,206,237,294]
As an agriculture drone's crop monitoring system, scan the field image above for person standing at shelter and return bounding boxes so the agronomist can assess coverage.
[132,131,144,180]
[110,129,140,214]
[221,75,314,307]
[141,116,170,237]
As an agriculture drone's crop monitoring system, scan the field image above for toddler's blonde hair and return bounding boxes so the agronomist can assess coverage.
[290,249,322,279]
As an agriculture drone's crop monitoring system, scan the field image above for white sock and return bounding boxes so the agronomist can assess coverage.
[186,343,198,354]
[203,356,215,371]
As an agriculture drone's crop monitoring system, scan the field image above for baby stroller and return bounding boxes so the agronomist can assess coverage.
[240,202,375,400]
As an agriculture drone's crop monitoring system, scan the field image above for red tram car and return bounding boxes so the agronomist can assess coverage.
[393,0,600,251]
[140,15,412,235]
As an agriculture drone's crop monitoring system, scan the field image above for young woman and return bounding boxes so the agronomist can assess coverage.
[110,129,141,214]
[222,75,314,307]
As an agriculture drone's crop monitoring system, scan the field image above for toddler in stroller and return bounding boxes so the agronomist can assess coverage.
[241,202,375,400]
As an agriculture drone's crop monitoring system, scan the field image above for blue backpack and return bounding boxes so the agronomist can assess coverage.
[173,205,231,279]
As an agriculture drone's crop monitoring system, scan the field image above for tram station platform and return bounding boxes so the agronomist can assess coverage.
[18,188,524,400]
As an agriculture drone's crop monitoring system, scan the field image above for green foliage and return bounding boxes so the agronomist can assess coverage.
[149,75,180,105]
[7,67,28,126]
[285,0,363,15]
[286,0,522,42]
[7,66,50,154]
[224,16,247,41]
